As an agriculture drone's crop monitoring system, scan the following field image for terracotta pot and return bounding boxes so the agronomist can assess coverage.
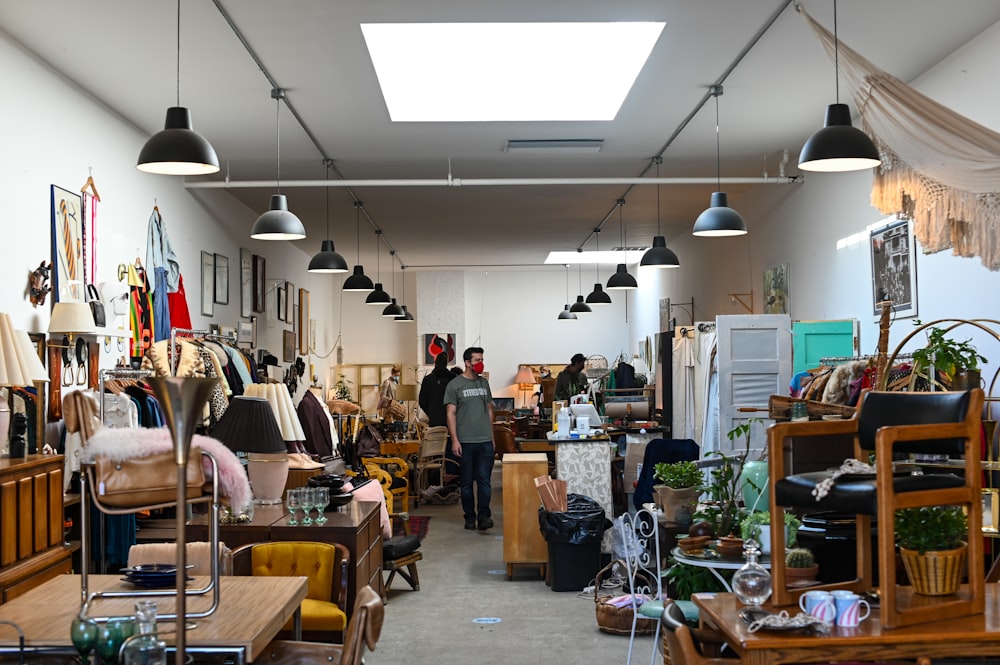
[900,543,967,596]
[784,564,819,585]
[655,485,699,524]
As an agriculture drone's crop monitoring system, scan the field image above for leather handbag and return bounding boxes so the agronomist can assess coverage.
[88,448,206,508]
[86,284,106,328]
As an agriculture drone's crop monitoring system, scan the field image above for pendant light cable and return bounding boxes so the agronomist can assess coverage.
[355,201,362,264]
[325,162,332,238]
[834,0,840,104]
[656,156,663,233]
[175,0,180,106]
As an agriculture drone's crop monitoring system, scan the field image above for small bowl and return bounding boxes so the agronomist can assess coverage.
[716,537,744,558]
[678,535,711,553]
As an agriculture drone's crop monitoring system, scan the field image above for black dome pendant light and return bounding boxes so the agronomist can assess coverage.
[136,0,219,175]
[570,262,592,313]
[798,0,881,172]
[693,86,748,237]
[343,201,375,290]
[365,230,392,306]
[586,228,613,305]
[394,266,415,322]
[557,265,578,320]
[251,89,306,240]
[640,157,681,267]
[307,160,349,273]
[606,199,638,290]
[381,251,404,318]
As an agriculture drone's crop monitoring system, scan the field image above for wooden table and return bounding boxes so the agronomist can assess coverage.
[672,547,771,592]
[0,574,307,663]
[692,586,1000,665]
[380,439,420,458]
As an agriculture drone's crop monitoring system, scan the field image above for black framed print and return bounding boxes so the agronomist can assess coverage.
[252,254,266,313]
[870,218,917,319]
[239,248,252,317]
[214,253,229,305]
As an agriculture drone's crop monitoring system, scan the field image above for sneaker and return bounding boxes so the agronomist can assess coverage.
[478,518,494,531]
[464,519,477,530]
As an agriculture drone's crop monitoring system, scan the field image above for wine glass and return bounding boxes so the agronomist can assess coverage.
[313,487,329,524]
[95,621,123,665]
[299,487,316,525]
[70,617,98,665]
[285,488,302,526]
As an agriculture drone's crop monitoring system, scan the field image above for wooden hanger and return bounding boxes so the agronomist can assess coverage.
[80,169,101,201]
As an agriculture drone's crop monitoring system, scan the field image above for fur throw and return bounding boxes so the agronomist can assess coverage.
[83,427,252,511]
[821,361,867,406]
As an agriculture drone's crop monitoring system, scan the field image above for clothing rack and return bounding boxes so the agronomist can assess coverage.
[169,327,238,376]
[98,368,153,422]
[818,353,913,365]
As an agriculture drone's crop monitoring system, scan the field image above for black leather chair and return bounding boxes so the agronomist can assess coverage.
[766,389,985,629]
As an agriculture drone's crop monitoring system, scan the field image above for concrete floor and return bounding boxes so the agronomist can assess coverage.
[365,483,661,665]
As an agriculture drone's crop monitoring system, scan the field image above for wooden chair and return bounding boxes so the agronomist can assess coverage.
[382,512,423,600]
[231,541,350,641]
[361,455,410,513]
[767,388,985,629]
[258,585,384,665]
[493,424,518,459]
[660,600,737,665]
[512,415,531,438]
[414,425,451,504]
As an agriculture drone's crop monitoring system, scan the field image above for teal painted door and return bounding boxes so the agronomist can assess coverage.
[792,320,857,375]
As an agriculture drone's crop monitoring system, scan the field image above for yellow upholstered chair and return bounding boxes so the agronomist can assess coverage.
[361,456,410,513]
[232,541,350,640]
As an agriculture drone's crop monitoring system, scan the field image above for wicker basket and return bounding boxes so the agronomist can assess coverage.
[594,561,657,636]
[900,543,967,596]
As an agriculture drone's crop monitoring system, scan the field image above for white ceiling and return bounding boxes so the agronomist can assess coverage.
[4,0,1000,270]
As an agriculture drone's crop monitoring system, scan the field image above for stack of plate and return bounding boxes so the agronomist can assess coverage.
[120,563,193,588]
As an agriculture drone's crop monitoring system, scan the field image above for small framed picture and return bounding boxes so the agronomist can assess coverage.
[214,253,229,305]
[201,251,215,317]
[252,255,266,313]
[298,288,310,354]
[870,218,918,319]
[283,329,295,363]
[276,284,286,321]
[239,248,252,318]
[250,315,258,347]
[285,281,295,323]
[237,320,252,345]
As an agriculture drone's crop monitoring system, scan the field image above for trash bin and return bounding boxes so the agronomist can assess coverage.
[538,494,611,591]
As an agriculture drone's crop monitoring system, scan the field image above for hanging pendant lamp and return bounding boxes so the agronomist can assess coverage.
[251,89,306,240]
[569,264,591,313]
[640,158,681,268]
[381,251,404,318]
[606,200,638,289]
[307,160,349,273]
[343,201,375,290]
[586,228,613,305]
[365,230,392,305]
[137,0,219,175]
[798,0,880,172]
[558,265,577,320]
[394,266,415,322]
[693,87,748,237]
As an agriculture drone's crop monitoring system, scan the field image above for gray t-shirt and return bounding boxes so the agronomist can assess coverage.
[443,375,493,443]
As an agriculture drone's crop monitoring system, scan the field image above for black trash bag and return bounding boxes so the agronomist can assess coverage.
[538,493,613,545]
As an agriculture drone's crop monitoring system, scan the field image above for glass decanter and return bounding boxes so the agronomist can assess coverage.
[121,600,167,665]
[731,538,772,607]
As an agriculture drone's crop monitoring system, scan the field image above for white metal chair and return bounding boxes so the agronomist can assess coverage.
[622,506,663,665]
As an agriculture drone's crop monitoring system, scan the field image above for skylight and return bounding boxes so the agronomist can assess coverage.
[545,250,648,265]
[361,22,665,122]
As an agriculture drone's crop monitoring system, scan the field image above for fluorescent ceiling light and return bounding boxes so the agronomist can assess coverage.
[361,22,665,122]
[504,139,604,154]
[545,250,648,265]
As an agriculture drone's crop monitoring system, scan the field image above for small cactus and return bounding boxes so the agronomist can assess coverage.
[785,548,815,568]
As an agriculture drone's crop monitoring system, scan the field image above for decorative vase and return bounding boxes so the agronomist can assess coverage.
[655,485,699,524]
[740,460,769,513]
[784,565,819,586]
[900,543,967,596]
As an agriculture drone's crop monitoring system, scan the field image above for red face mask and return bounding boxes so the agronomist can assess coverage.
[471,361,485,374]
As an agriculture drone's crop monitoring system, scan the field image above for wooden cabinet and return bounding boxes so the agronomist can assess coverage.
[0,455,75,603]
[501,453,548,579]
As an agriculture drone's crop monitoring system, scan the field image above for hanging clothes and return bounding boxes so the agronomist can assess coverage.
[671,335,697,441]
[699,331,720,455]
[146,208,180,342]
[128,263,154,360]
[297,389,334,458]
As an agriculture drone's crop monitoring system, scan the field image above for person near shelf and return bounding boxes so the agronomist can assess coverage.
[554,353,589,401]
[378,364,401,420]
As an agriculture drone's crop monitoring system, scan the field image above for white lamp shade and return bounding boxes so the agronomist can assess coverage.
[0,314,48,386]
[48,301,97,334]
[514,366,536,386]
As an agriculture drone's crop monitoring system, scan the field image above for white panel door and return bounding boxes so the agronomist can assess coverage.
[716,314,792,455]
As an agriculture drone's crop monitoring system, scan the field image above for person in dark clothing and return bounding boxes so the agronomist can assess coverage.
[554,352,589,401]
[419,352,455,427]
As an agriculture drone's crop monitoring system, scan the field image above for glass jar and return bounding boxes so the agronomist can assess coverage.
[121,600,167,665]
[790,401,808,422]
[732,539,772,607]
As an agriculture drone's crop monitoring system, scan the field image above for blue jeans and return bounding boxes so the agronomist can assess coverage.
[459,441,495,521]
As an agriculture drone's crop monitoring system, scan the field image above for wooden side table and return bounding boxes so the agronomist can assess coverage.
[501,453,548,579]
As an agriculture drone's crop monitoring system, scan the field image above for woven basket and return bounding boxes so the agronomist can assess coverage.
[900,543,967,596]
[594,561,657,636]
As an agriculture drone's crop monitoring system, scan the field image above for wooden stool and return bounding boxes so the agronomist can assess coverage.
[382,534,422,600]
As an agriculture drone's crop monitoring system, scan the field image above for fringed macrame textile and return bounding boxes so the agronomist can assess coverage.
[799,5,1000,270]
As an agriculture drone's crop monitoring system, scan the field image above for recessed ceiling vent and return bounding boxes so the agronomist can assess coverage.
[503,139,604,154]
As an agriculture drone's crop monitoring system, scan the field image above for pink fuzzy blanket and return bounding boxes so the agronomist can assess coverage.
[83,428,252,511]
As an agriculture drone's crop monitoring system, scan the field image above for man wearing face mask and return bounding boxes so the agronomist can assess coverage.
[444,346,496,531]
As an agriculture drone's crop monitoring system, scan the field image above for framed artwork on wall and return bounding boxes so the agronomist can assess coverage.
[422,333,456,364]
[214,253,229,305]
[200,251,215,317]
[239,248,252,318]
[763,262,789,314]
[276,283,285,321]
[283,329,295,363]
[237,320,252,345]
[285,281,295,323]
[298,288,310,354]
[870,218,918,319]
[252,254,266,313]
[50,185,85,302]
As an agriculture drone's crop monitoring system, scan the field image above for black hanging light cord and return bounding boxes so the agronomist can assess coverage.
[174,0,180,106]
[355,201,363,263]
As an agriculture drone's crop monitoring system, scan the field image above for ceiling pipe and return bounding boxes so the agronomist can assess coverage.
[185,175,801,189]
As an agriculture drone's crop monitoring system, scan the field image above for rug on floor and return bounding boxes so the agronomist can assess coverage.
[395,515,431,541]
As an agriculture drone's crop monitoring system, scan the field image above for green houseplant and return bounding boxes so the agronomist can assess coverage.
[740,510,801,554]
[911,323,987,390]
[652,460,702,524]
[694,419,762,537]
[333,374,354,402]
[895,505,968,595]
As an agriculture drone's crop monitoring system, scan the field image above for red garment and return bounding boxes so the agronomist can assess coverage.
[167,273,193,330]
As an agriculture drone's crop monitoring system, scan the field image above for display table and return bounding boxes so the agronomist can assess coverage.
[0,574,307,662]
[671,547,771,591]
[501,453,548,579]
[692,587,1000,665]
[188,500,382,617]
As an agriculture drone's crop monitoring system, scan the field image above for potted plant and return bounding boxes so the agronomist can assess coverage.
[694,419,763,537]
[740,510,802,555]
[895,505,968,596]
[911,323,987,390]
[730,418,768,511]
[333,374,354,402]
[784,547,819,585]
[652,460,702,525]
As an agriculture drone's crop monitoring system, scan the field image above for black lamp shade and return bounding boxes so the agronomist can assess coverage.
[343,265,375,291]
[585,283,612,305]
[692,192,748,237]
[307,240,349,273]
[251,194,307,240]
[137,107,220,175]
[798,103,881,172]
[570,295,592,313]
[640,236,680,269]
[394,305,415,322]
[557,304,578,320]
[381,298,404,318]
[211,396,285,454]
[606,264,638,290]
[365,283,392,305]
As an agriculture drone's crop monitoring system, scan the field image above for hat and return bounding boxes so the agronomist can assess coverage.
[571,353,586,365]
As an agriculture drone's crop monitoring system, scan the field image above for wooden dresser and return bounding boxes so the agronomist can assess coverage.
[501,453,548,579]
[0,455,75,603]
